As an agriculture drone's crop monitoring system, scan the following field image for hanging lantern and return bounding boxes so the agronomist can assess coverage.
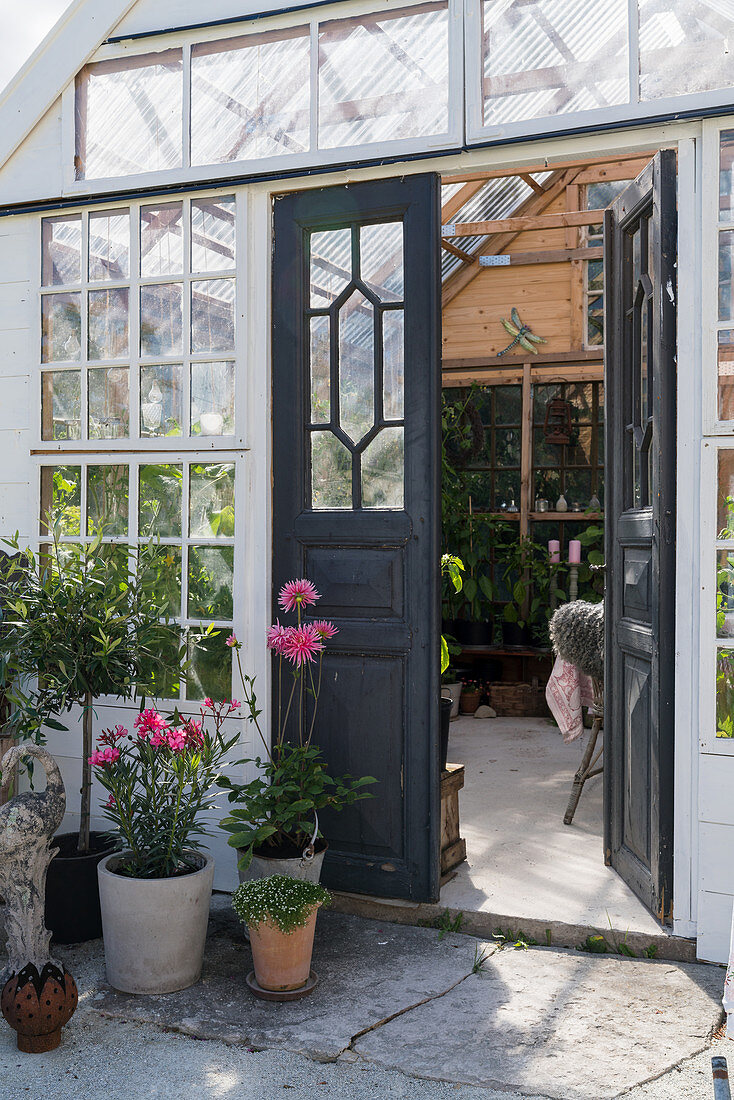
[543,398,573,444]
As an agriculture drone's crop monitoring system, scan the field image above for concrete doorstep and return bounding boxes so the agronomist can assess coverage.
[88,904,725,1100]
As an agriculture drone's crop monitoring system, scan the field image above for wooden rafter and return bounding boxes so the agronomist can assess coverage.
[440,150,657,187]
[519,173,546,195]
[441,239,474,264]
[441,180,485,222]
[446,209,605,237]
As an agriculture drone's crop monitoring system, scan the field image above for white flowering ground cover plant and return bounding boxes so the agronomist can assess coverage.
[231,874,331,934]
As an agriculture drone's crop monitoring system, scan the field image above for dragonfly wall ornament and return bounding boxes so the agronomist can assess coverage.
[497,308,547,356]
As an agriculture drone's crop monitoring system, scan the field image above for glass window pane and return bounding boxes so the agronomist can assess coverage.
[720,231,734,322]
[140,203,183,276]
[187,630,231,701]
[191,361,235,437]
[88,367,130,439]
[42,216,81,286]
[89,209,130,281]
[140,363,184,438]
[360,223,403,302]
[718,451,734,538]
[140,283,183,357]
[481,0,628,128]
[339,290,374,444]
[639,0,734,101]
[143,546,182,619]
[311,431,352,509]
[721,131,734,225]
[310,316,330,424]
[139,463,183,537]
[77,51,183,180]
[718,551,734,641]
[191,278,235,353]
[720,330,734,422]
[319,5,449,148]
[383,310,404,421]
[191,197,236,273]
[87,465,129,536]
[188,546,235,619]
[189,463,235,538]
[362,426,404,509]
[88,288,129,360]
[717,650,734,738]
[138,625,182,701]
[495,385,522,425]
[495,428,520,467]
[191,30,310,165]
[40,465,81,537]
[41,293,81,362]
[42,371,81,441]
[310,227,352,308]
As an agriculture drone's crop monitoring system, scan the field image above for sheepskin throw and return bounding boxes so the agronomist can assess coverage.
[549,600,604,683]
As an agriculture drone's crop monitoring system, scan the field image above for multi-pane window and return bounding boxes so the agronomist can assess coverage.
[533,382,604,512]
[38,193,241,704]
[75,3,451,180]
[40,198,238,445]
[717,452,734,737]
[583,180,632,348]
[442,386,521,511]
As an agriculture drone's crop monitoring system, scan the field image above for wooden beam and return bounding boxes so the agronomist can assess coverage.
[520,363,532,539]
[520,173,547,195]
[441,180,485,222]
[477,246,603,267]
[441,151,658,187]
[575,159,654,184]
[441,239,474,264]
[447,209,605,237]
[442,363,604,387]
[443,349,602,371]
[566,182,585,352]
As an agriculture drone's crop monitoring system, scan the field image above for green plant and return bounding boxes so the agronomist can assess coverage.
[472,944,492,973]
[441,554,464,674]
[231,874,331,933]
[492,927,537,950]
[0,527,183,853]
[435,908,464,940]
[218,579,375,870]
[496,534,567,641]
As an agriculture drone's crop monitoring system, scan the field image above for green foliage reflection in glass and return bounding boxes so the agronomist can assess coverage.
[717,651,734,738]
[139,463,183,537]
[190,462,235,537]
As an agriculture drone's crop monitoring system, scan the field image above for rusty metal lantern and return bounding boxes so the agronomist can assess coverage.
[543,398,573,444]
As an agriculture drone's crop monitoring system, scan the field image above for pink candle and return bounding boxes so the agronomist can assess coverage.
[548,540,560,564]
[568,540,582,564]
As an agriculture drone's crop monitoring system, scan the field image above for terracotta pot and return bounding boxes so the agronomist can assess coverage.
[248,905,320,992]
[98,851,214,994]
[460,690,482,715]
[1,962,78,1053]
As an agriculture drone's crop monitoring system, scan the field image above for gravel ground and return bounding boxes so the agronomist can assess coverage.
[0,934,728,1100]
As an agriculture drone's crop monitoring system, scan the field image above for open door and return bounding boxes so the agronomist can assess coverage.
[604,149,676,921]
[272,175,442,902]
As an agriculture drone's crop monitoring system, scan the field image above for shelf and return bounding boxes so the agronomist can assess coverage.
[530,512,602,521]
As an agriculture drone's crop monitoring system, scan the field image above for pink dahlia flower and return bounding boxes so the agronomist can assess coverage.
[312,619,338,640]
[266,620,289,652]
[226,633,238,648]
[280,623,324,667]
[278,578,320,613]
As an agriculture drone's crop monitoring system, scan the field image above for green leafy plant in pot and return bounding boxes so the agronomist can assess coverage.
[497,535,567,649]
[0,524,183,942]
[232,874,331,999]
[218,579,376,883]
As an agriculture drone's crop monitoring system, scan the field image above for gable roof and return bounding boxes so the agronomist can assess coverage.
[0,0,138,173]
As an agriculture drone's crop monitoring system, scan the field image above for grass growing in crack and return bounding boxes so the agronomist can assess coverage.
[492,927,537,951]
[420,909,464,940]
[472,945,492,974]
[576,914,659,959]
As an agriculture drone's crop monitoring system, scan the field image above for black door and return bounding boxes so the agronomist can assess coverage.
[604,150,676,921]
[272,175,441,902]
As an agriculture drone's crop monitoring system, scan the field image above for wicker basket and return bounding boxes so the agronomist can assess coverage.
[488,682,549,718]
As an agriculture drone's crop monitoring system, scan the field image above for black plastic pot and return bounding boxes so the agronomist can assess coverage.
[501,621,535,649]
[439,696,453,773]
[451,620,494,647]
[45,831,117,944]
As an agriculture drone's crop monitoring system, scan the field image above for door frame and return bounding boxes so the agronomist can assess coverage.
[246,117,701,932]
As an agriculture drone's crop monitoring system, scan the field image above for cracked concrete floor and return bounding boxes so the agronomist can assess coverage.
[0,903,726,1100]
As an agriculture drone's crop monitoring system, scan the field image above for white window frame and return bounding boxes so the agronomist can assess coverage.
[61,0,465,198]
[464,0,734,149]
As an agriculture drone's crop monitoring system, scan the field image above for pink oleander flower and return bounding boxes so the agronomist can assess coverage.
[98,724,128,746]
[89,746,120,767]
[266,621,288,652]
[105,793,116,808]
[229,699,241,710]
[312,619,338,640]
[203,697,214,710]
[226,633,238,648]
[280,623,324,667]
[134,708,170,739]
[166,727,187,753]
[278,578,320,613]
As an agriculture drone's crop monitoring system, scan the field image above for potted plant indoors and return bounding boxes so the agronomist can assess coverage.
[459,678,484,715]
[497,535,566,649]
[0,525,182,943]
[91,703,238,993]
[218,579,375,883]
[440,553,464,734]
[232,874,330,999]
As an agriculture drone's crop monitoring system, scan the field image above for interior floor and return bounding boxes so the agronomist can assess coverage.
[440,715,665,936]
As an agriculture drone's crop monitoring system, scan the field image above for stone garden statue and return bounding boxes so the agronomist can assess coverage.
[0,743,78,1051]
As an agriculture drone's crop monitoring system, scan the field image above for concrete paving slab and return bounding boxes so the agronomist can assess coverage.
[92,910,482,1061]
[354,945,725,1099]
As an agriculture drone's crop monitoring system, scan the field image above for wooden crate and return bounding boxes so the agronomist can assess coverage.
[440,763,466,877]
[488,681,549,718]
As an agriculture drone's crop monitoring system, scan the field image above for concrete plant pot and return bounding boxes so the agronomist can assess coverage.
[98,852,214,994]
[248,905,321,992]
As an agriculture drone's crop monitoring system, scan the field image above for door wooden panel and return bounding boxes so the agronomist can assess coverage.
[604,149,676,920]
[272,175,441,901]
